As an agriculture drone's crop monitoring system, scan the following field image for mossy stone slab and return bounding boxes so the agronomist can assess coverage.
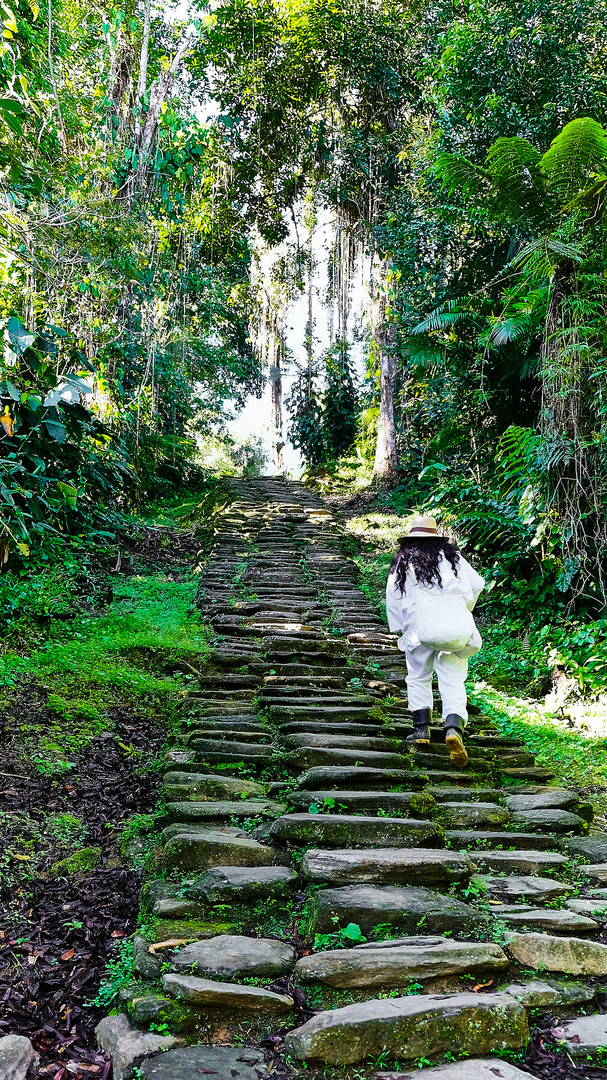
[506,932,607,974]
[301,847,474,886]
[295,766,424,791]
[295,937,509,988]
[162,772,264,801]
[283,991,528,1064]
[474,874,573,904]
[186,865,298,903]
[285,789,436,817]
[162,974,293,1013]
[170,934,295,978]
[510,808,587,834]
[436,802,510,828]
[310,884,476,935]
[502,978,595,1008]
[162,826,284,872]
[269,813,442,848]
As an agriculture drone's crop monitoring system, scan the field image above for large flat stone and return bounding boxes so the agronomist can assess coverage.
[556,1013,607,1058]
[164,799,284,823]
[477,874,573,903]
[295,766,422,790]
[295,937,509,988]
[138,1046,271,1080]
[377,1061,533,1079]
[302,848,474,886]
[170,935,295,978]
[286,789,436,817]
[566,835,607,862]
[472,849,567,875]
[427,786,503,803]
[503,978,595,1008]
[286,748,409,770]
[268,813,442,848]
[186,865,298,903]
[0,1036,38,1080]
[162,974,293,1013]
[311,884,476,935]
[95,1014,183,1080]
[446,830,557,851]
[284,734,401,751]
[283,992,528,1064]
[506,932,607,974]
[162,772,264,801]
[163,825,283,871]
[505,790,578,812]
[510,808,587,834]
[567,897,607,919]
[436,802,509,828]
[581,863,607,882]
[497,907,598,933]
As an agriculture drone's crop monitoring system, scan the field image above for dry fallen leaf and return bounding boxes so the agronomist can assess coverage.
[0,407,14,437]
[9,851,31,861]
[61,948,75,960]
[472,979,494,992]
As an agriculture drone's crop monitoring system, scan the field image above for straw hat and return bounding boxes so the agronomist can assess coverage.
[406,515,441,538]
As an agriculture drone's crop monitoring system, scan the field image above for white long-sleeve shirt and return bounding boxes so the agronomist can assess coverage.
[386,552,485,651]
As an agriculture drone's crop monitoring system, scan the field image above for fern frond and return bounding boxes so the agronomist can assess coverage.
[412,300,476,335]
[430,153,490,199]
[487,312,534,346]
[407,346,445,368]
[509,235,585,273]
[540,117,607,201]
[485,137,547,222]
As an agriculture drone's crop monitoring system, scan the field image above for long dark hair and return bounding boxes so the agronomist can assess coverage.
[389,536,460,595]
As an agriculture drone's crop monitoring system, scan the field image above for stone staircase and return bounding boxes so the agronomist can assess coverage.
[96,477,607,1079]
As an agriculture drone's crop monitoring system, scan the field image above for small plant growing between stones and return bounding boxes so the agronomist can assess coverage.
[313,922,367,950]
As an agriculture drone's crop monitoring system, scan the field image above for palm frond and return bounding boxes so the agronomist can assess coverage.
[540,117,607,201]
[485,137,547,222]
[487,312,534,346]
[407,346,445,368]
[430,153,490,199]
[412,300,476,335]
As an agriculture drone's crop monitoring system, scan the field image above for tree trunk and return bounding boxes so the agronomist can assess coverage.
[373,322,398,478]
[370,253,399,479]
[134,0,152,147]
[270,355,284,474]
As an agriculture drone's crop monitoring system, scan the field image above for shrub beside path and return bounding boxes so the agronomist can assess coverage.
[89,478,607,1079]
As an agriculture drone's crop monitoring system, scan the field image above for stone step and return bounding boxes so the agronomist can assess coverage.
[294,766,428,790]
[446,830,558,851]
[283,991,528,1064]
[285,789,436,817]
[183,730,272,744]
[436,802,510,828]
[505,790,580,812]
[510,807,588,833]
[469,848,567,875]
[162,825,284,871]
[501,767,555,781]
[567,897,607,919]
[377,1061,535,1079]
[426,786,504,803]
[283,734,402,752]
[187,739,271,756]
[268,813,443,848]
[162,772,265,801]
[495,906,598,933]
[413,752,494,774]
[474,874,574,903]
[162,974,293,1013]
[162,799,284,824]
[301,847,474,886]
[279,721,386,735]
[286,747,409,770]
[169,934,295,979]
[309,883,476,935]
[185,865,298,903]
[554,1013,607,1060]
[295,936,509,988]
[506,931,607,974]
[269,705,382,720]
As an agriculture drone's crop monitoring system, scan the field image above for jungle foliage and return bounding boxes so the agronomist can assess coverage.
[3,0,607,635]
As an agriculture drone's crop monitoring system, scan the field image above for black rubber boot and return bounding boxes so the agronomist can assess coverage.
[407,708,431,744]
[444,714,468,768]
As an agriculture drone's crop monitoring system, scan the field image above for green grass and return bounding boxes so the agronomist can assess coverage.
[0,572,212,770]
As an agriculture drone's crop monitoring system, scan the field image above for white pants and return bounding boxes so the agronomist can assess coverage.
[405,644,468,723]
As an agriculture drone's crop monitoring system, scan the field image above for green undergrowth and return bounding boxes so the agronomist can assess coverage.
[475,686,607,813]
[2,570,212,771]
